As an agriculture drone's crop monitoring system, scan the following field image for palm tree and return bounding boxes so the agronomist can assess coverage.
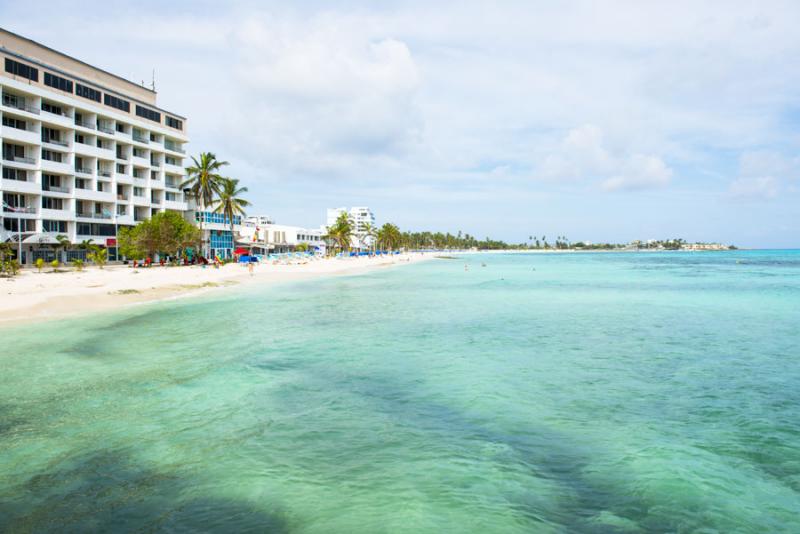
[376,223,402,251]
[360,222,377,253]
[182,152,229,256]
[324,212,353,255]
[55,234,70,263]
[214,178,251,254]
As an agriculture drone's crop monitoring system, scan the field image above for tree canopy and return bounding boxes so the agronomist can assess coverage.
[118,211,202,259]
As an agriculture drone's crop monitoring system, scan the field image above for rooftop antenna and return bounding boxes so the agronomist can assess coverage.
[151,69,156,92]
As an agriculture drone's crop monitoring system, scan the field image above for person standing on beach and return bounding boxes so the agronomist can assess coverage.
[248,262,254,276]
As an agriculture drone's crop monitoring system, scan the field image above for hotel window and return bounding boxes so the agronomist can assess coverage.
[166,116,183,130]
[75,132,86,144]
[4,58,38,82]
[4,218,36,232]
[44,72,73,93]
[133,187,144,197]
[41,101,64,116]
[42,220,67,233]
[2,116,27,130]
[104,94,130,112]
[42,173,62,190]
[3,143,26,160]
[165,191,178,201]
[133,147,146,158]
[2,167,27,181]
[115,122,126,133]
[165,156,179,165]
[135,105,161,123]
[41,197,64,210]
[41,149,64,163]
[42,127,62,144]
[76,83,101,102]
[116,163,126,174]
[75,178,89,190]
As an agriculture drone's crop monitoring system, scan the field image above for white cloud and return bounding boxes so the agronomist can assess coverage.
[729,150,799,199]
[539,125,672,191]
[729,176,780,199]
[602,155,673,192]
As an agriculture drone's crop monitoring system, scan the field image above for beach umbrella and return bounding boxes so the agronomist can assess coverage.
[21,234,61,245]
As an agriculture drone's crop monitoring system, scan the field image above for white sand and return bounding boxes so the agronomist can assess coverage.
[0,253,432,327]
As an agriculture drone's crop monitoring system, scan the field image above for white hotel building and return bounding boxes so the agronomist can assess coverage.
[325,206,376,250]
[239,215,326,254]
[0,28,188,264]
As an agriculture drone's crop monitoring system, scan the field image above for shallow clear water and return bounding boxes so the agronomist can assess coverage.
[1,250,799,533]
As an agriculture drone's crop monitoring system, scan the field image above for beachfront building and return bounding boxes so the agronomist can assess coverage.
[186,198,242,260]
[325,206,376,250]
[0,28,188,264]
[240,215,326,254]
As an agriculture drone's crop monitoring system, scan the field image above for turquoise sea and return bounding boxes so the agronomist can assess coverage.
[1,250,799,533]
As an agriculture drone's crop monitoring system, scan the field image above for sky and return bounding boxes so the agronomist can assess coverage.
[2,0,799,247]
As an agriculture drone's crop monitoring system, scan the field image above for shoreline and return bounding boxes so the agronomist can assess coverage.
[0,253,432,328]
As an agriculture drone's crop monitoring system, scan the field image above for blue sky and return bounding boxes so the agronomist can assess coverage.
[3,0,799,247]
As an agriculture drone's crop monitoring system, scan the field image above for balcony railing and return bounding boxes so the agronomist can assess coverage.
[43,138,68,147]
[97,125,115,135]
[75,120,95,130]
[98,170,112,178]
[164,143,185,154]
[150,161,161,168]
[3,155,36,164]
[117,195,129,201]
[165,181,179,189]
[2,97,39,114]
[75,167,93,175]
[3,205,36,213]
[151,198,161,205]
[42,107,69,118]
[133,134,149,143]
[77,212,112,220]
[43,185,70,193]
[116,154,128,160]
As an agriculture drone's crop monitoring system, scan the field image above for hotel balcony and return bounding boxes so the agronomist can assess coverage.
[2,97,39,115]
[163,200,188,211]
[40,208,73,220]
[3,153,36,166]
[76,211,112,220]
[164,142,186,155]
[74,189,115,202]
[132,155,150,167]
[75,166,94,176]
[96,124,115,136]
[132,133,149,144]
[131,196,150,207]
[41,157,73,175]
[41,184,71,195]
[1,124,39,145]
[1,177,40,194]
[40,110,73,128]
[74,119,96,131]
[164,161,184,175]
[2,204,36,215]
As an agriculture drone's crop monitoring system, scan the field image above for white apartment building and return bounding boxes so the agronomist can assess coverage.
[0,28,188,264]
[325,206,376,250]
[240,215,325,254]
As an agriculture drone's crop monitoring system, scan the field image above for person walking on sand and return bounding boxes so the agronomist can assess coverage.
[248,262,254,276]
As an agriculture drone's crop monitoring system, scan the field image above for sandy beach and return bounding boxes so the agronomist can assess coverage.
[0,253,432,327]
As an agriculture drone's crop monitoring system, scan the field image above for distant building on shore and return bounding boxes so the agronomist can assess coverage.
[325,206,376,250]
[239,215,325,254]
[0,28,188,264]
